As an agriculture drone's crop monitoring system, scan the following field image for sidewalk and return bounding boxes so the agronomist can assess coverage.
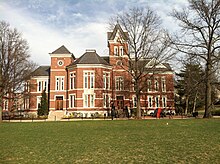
[2,115,192,122]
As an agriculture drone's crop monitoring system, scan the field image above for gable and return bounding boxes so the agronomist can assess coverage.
[107,24,128,41]
[145,58,167,69]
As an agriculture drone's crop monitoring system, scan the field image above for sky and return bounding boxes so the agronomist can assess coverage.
[0,0,188,66]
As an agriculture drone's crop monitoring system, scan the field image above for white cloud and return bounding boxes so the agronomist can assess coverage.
[0,0,188,67]
[0,1,108,65]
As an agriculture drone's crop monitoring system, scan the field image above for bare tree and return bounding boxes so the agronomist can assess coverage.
[171,0,220,118]
[0,21,36,122]
[110,7,175,118]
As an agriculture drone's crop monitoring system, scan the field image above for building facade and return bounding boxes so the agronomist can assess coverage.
[24,24,175,118]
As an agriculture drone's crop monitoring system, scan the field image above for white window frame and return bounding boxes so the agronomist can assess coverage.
[103,94,110,108]
[84,72,88,89]
[155,96,160,108]
[69,94,75,108]
[70,72,76,90]
[162,77,166,92]
[90,94,95,107]
[84,71,95,89]
[114,46,118,56]
[90,72,94,89]
[116,76,124,91]
[24,97,29,110]
[3,99,8,110]
[132,96,137,108]
[119,46,123,56]
[37,80,48,92]
[148,96,153,108]
[83,94,88,107]
[37,96,42,109]
[55,76,64,91]
[162,96,167,108]
[155,78,159,92]
[103,72,110,89]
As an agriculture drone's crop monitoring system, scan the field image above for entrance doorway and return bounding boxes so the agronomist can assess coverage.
[116,96,124,110]
[55,96,63,110]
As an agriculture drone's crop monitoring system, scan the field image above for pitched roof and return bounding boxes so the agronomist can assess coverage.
[107,23,129,41]
[51,45,72,54]
[130,59,173,72]
[31,66,50,76]
[101,56,110,64]
[69,50,110,66]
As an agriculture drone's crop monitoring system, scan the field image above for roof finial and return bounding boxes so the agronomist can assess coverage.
[116,16,119,24]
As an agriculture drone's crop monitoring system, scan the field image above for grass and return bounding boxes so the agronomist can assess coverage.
[0,119,220,164]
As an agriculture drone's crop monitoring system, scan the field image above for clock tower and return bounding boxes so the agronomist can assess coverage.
[49,45,75,111]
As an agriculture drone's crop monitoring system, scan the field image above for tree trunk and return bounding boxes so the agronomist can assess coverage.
[185,95,189,115]
[192,91,198,113]
[0,74,2,122]
[0,98,2,122]
[136,94,141,119]
[204,61,212,118]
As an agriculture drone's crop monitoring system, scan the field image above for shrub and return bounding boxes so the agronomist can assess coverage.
[211,110,220,116]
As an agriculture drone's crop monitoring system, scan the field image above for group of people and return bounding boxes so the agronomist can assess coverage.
[156,108,173,119]
[110,104,131,120]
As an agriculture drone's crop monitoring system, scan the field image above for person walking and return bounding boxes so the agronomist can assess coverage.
[157,107,162,119]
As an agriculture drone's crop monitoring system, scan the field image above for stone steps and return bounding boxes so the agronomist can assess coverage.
[47,110,65,121]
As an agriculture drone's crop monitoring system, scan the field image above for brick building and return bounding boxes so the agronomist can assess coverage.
[24,24,175,118]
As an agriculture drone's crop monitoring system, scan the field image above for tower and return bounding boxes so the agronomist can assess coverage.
[49,45,75,111]
[107,24,131,109]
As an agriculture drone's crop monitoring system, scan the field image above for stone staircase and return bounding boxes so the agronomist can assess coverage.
[47,110,65,121]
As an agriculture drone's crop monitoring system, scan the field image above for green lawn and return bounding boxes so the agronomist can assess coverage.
[0,119,220,164]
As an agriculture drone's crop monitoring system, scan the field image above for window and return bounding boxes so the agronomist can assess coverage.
[38,81,41,92]
[155,96,160,108]
[90,72,94,89]
[84,72,88,89]
[83,94,95,107]
[69,94,75,108]
[119,46,123,56]
[90,94,95,107]
[56,77,64,91]
[103,94,110,108]
[114,46,118,56]
[133,96,137,108]
[84,71,95,89]
[84,94,88,107]
[155,79,159,92]
[37,96,42,109]
[148,96,153,108]
[162,78,166,92]
[3,100,8,110]
[116,76,124,90]
[24,97,29,110]
[148,80,152,92]
[37,80,48,92]
[103,72,110,89]
[70,73,76,90]
[162,96,167,108]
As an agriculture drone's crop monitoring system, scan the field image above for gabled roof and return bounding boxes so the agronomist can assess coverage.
[130,58,173,72]
[143,58,173,72]
[31,66,50,76]
[69,50,110,66]
[107,23,129,41]
[51,45,72,54]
